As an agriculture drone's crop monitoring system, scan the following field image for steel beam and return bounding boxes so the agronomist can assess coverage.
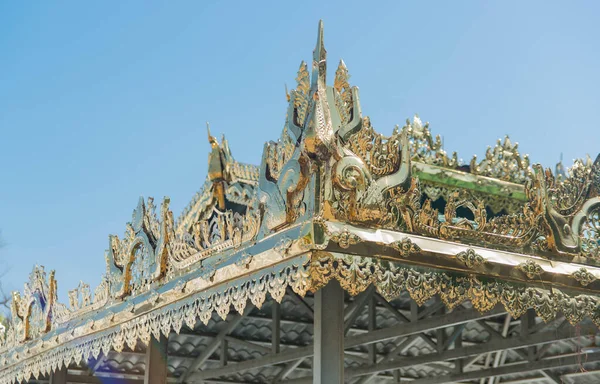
[272,358,305,383]
[188,305,510,381]
[346,306,506,349]
[344,286,374,335]
[286,287,314,318]
[179,304,254,383]
[189,345,313,381]
[408,352,600,384]
[345,323,598,379]
[314,280,345,384]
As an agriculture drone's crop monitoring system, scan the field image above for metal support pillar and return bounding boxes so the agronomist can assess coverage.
[272,301,281,354]
[368,296,377,364]
[50,366,67,384]
[313,279,345,384]
[523,308,536,362]
[145,333,168,384]
[221,339,228,366]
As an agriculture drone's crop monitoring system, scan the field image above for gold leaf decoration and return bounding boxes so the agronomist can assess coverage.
[456,248,486,269]
[518,260,544,279]
[572,267,597,287]
[390,237,421,258]
[330,228,361,249]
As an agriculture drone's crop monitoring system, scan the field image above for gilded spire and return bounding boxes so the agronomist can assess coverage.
[311,20,327,89]
[207,122,218,148]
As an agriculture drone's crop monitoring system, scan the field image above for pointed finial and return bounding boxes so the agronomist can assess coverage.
[312,20,327,86]
[285,83,290,102]
[207,122,218,147]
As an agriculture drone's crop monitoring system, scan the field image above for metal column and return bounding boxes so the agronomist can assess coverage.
[49,366,67,384]
[145,333,168,384]
[313,279,345,384]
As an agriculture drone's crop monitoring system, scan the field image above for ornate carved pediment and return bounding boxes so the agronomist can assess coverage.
[68,280,92,312]
[9,266,57,342]
[106,196,170,298]
[470,136,530,183]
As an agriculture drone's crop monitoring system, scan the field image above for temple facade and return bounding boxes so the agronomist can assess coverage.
[1,21,600,384]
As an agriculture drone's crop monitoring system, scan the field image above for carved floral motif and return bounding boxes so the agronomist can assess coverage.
[330,228,361,249]
[456,248,486,269]
[470,136,530,183]
[518,260,544,279]
[572,267,597,287]
[390,238,421,258]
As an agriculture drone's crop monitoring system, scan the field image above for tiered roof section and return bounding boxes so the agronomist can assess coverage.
[1,21,600,383]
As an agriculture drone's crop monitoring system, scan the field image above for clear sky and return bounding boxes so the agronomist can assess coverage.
[1,1,599,303]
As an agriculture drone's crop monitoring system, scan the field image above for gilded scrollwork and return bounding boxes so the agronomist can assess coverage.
[308,253,600,325]
[390,237,421,258]
[456,248,486,268]
[293,62,310,128]
[405,115,458,168]
[274,237,293,257]
[580,206,600,258]
[68,281,91,311]
[518,259,544,279]
[470,136,530,183]
[420,183,524,215]
[8,266,57,344]
[235,252,253,269]
[105,197,170,298]
[329,228,361,249]
[169,205,260,269]
[0,259,311,384]
[572,267,597,287]
[333,60,353,127]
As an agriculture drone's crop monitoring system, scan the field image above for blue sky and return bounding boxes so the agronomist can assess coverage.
[0,1,599,303]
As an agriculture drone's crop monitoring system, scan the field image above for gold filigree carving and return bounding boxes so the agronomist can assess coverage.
[106,197,170,298]
[390,238,421,258]
[68,281,91,311]
[308,253,600,325]
[333,60,353,126]
[548,156,594,216]
[235,252,253,269]
[580,206,600,259]
[470,136,530,183]
[456,248,486,269]
[9,266,57,343]
[329,228,361,249]
[405,115,458,168]
[170,205,260,269]
[572,267,597,287]
[518,260,543,279]
[293,62,310,128]
[274,237,293,257]
[421,182,524,215]
[1,259,311,383]
[344,117,402,177]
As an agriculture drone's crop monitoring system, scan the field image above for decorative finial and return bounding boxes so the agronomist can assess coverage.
[312,20,327,87]
[207,122,218,147]
[555,152,566,179]
[285,83,290,102]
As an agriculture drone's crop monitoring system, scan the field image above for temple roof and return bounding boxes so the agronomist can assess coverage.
[1,20,599,384]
